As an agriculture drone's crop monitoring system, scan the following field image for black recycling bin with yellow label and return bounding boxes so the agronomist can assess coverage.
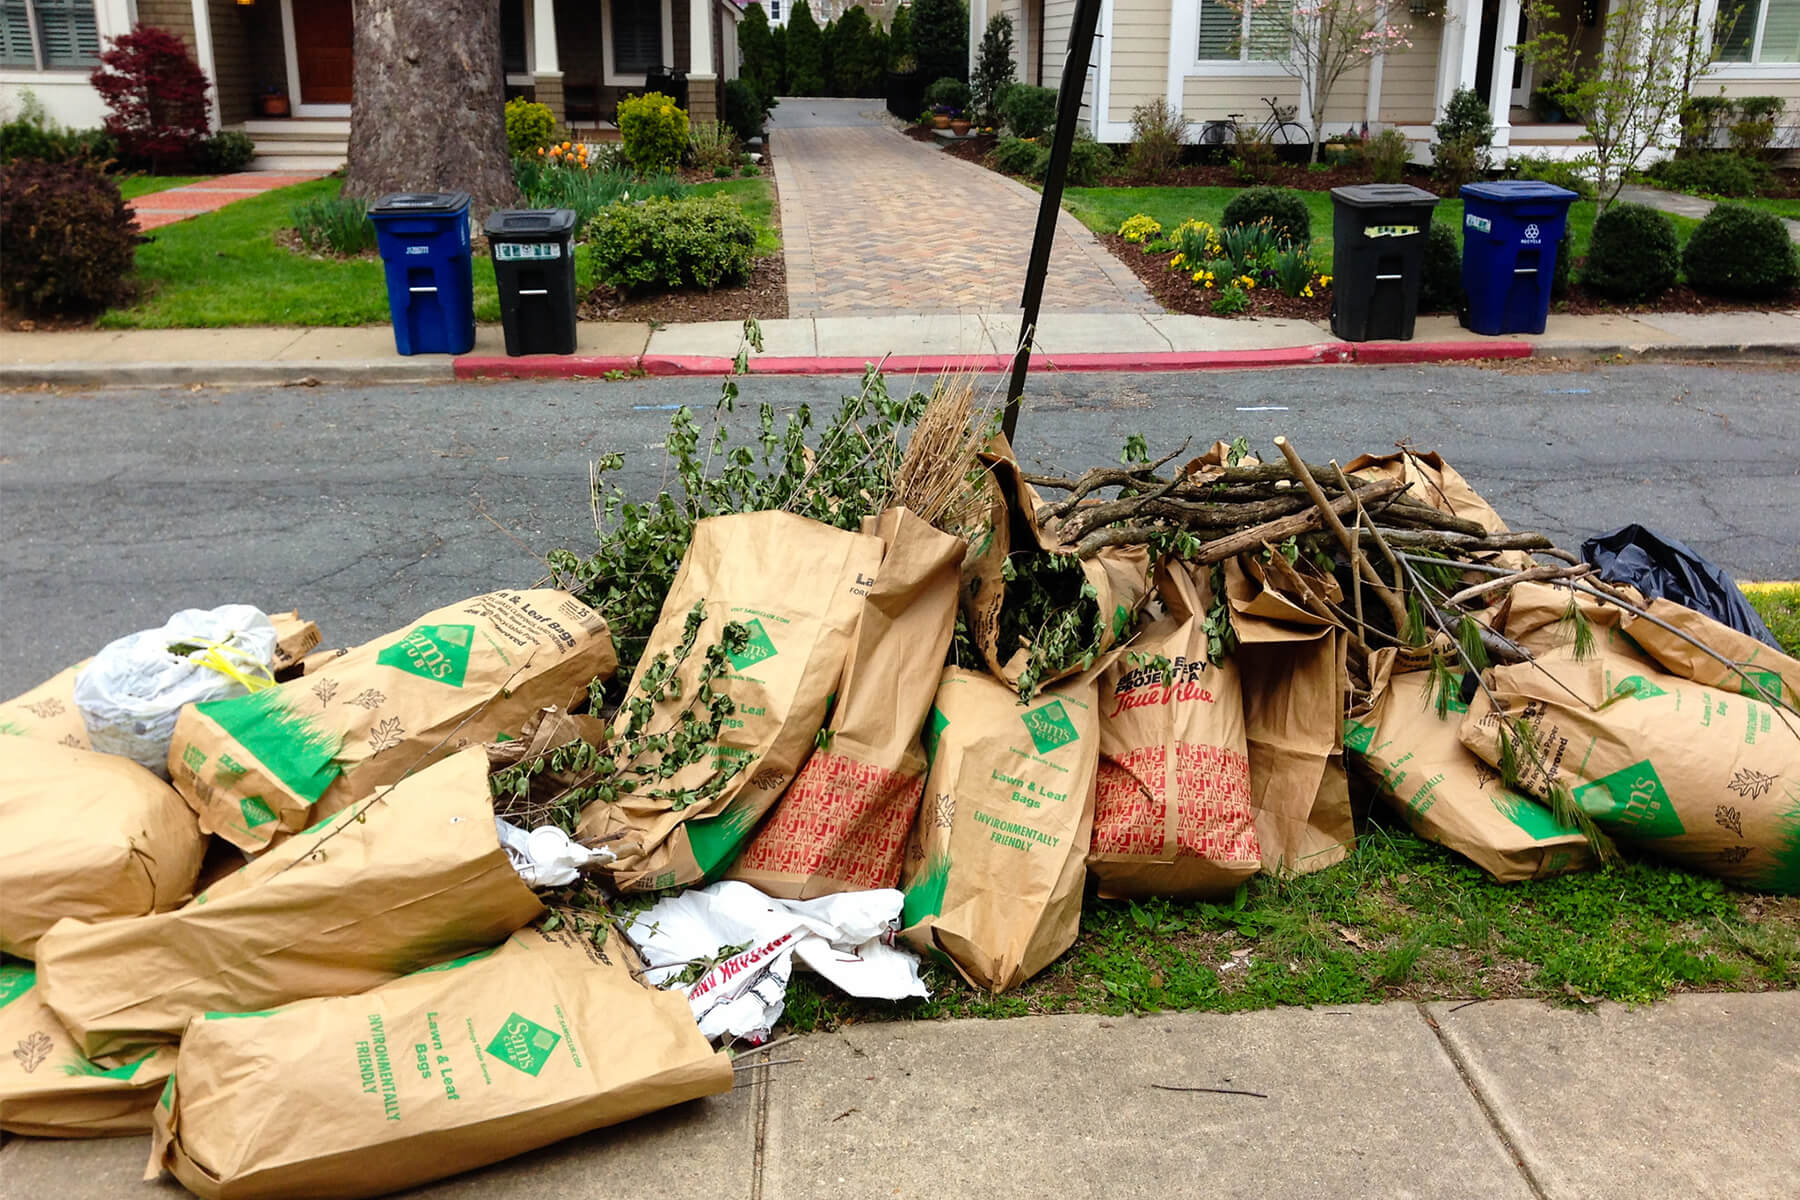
[484,208,578,357]
[1329,184,1441,342]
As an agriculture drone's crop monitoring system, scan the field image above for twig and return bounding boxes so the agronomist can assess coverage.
[1443,564,1594,609]
[1150,1084,1269,1098]
[1276,437,1411,635]
[1150,477,1406,564]
[732,1057,802,1070]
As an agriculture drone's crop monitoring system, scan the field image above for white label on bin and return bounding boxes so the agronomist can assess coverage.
[1524,223,1541,243]
[405,244,431,255]
[1465,214,1492,233]
[1364,224,1419,239]
[495,242,562,261]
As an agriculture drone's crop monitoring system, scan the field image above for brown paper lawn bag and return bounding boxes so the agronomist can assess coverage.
[1345,652,1592,883]
[1090,561,1260,898]
[1,958,178,1137]
[0,661,94,749]
[580,511,883,892]
[899,665,1103,992]
[728,508,966,899]
[1,739,206,959]
[1344,448,1534,573]
[167,590,616,854]
[147,923,732,1200]
[1459,655,1800,893]
[1622,597,1800,708]
[36,746,544,1059]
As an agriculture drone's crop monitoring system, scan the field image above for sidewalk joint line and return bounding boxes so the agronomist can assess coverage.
[1414,1002,1550,1200]
[748,1046,773,1200]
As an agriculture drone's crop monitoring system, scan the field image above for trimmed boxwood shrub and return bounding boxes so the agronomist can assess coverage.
[1222,186,1311,247]
[1581,203,1680,301]
[617,92,690,172]
[998,84,1056,140]
[1552,225,1572,300]
[1646,152,1766,199]
[988,135,1045,177]
[1681,203,1800,298]
[586,195,757,292]
[1418,222,1463,313]
[0,160,140,315]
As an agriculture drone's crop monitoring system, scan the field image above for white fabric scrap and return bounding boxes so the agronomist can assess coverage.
[621,881,928,1042]
[494,818,617,888]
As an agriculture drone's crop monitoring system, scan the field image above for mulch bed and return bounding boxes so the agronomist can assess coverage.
[1092,160,1400,191]
[1552,280,1799,316]
[903,124,998,167]
[1099,232,1331,321]
[580,253,788,324]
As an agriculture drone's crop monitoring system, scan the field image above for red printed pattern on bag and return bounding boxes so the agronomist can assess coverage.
[735,750,924,888]
[1093,744,1257,861]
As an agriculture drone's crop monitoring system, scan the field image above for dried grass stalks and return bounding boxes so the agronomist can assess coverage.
[885,372,994,533]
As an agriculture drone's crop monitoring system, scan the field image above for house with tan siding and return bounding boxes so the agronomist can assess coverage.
[1,0,747,170]
[968,0,1800,162]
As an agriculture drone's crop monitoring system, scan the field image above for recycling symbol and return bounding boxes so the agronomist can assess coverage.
[1524,223,1541,241]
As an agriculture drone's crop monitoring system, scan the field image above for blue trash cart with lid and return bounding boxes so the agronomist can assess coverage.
[369,191,476,355]
[1458,180,1579,336]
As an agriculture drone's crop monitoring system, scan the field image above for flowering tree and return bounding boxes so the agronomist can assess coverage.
[1229,0,1413,163]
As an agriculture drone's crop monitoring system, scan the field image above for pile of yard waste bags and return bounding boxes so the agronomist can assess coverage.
[2,430,1794,1199]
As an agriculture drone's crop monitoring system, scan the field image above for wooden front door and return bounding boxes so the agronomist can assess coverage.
[293,0,354,105]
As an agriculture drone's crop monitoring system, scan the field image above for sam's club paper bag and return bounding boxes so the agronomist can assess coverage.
[1622,597,1800,706]
[168,590,616,854]
[900,666,1103,992]
[1,739,206,959]
[36,747,543,1059]
[147,923,732,1200]
[1,958,178,1137]
[0,661,93,748]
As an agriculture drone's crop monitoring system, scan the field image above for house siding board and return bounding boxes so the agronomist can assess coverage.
[137,0,196,45]
[1105,0,1170,123]
[1181,74,1294,125]
[1378,16,1440,126]
[207,0,253,126]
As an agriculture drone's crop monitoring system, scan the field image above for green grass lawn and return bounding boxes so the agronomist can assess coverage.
[101,175,781,329]
[117,174,208,200]
[1746,584,1800,656]
[1061,185,1701,273]
[1717,195,1800,222]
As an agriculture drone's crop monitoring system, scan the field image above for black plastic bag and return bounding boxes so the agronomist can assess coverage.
[1580,524,1781,649]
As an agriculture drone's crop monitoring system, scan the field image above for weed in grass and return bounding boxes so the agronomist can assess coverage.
[290,195,374,256]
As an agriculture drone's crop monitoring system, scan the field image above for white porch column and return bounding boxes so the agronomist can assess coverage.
[690,0,715,77]
[1365,8,1387,131]
[189,0,220,131]
[1433,0,1476,120]
[970,0,988,79]
[1488,0,1521,149]
[532,0,561,77]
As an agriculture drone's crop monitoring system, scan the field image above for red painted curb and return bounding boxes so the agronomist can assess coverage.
[638,354,740,376]
[746,354,1014,375]
[1350,340,1532,364]
[454,355,637,380]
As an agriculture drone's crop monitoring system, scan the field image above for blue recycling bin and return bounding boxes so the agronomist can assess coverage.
[369,191,476,355]
[1458,180,1578,336]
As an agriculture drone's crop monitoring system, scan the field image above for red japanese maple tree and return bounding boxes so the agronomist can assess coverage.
[89,25,212,173]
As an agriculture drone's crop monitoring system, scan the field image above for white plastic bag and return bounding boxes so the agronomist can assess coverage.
[494,817,616,887]
[621,881,928,1043]
[72,605,278,776]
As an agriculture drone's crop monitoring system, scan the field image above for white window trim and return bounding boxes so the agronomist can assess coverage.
[1179,0,1292,74]
[601,0,675,87]
[1704,0,1799,77]
[2,0,107,74]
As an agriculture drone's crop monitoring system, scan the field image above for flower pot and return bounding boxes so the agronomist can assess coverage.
[258,95,289,117]
[931,114,951,130]
[950,119,971,136]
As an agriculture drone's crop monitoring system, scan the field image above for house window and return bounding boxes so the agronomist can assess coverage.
[500,0,528,77]
[1,0,99,70]
[1197,0,1291,63]
[769,0,781,18]
[613,0,664,76]
[1720,0,1799,63]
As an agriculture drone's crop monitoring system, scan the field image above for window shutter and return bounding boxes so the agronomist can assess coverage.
[1718,0,1761,61]
[1762,0,1799,62]
[36,0,99,69]
[0,1,35,68]
[613,0,664,76]
[1247,0,1290,62]
[1197,0,1238,60]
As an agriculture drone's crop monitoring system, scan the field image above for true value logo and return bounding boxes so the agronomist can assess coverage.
[1020,700,1079,755]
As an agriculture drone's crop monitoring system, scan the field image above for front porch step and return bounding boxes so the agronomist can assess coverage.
[227,120,348,172]
[251,153,346,173]
[239,118,350,137]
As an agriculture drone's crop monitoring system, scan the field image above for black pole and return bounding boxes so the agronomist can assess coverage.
[1001,0,1104,444]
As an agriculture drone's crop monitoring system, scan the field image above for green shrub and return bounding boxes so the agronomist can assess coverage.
[0,93,116,166]
[998,84,1056,140]
[513,157,687,232]
[1506,153,1593,199]
[971,14,1017,124]
[1365,129,1410,184]
[586,195,757,292]
[617,92,690,171]
[785,0,827,94]
[1679,95,1733,150]
[1126,97,1184,182]
[1581,203,1679,301]
[925,76,970,114]
[291,194,375,256]
[1211,282,1249,315]
[1728,97,1784,155]
[911,0,968,86]
[1418,222,1463,313]
[1553,225,1572,300]
[1062,135,1114,186]
[0,160,140,315]
[724,78,772,143]
[200,129,255,173]
[988,134,1046,176]
[1681,203,1800,298]
[1645,152,1766,198]
[688,120,739,172]
[505,98,557,157]
[1431,86,1493,192]
[1221,186,1310,246]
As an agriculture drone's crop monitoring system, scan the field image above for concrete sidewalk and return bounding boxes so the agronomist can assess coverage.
[2,308,1797,389]
[2,993,1794,1198]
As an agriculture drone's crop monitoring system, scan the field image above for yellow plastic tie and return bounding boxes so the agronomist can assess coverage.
[189,638,276,693]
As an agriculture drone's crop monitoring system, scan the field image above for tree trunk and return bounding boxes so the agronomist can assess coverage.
[343,0,518,215]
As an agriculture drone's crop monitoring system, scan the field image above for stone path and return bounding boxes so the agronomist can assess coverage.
[769,98,1155,317]
[128,172,325,231]
[1617,183,1800,244]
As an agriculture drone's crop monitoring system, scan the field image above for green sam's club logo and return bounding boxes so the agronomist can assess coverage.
[377,623,475,687]
[1573,759,1684,838]
[0,961,36,1008]
[727,618,778,671]
[240,796,276,829]
[1611,675,1668,701]
[1740,669,1782,703]
[1021,700,1079,755]
[486,1013,561,1076]
[1343,720,1375,754]
[922,707,948,767]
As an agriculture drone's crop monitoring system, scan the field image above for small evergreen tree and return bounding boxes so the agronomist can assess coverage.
[888,3,914,69]
[739,3,780,107]
[971,14,1016,126]
[770,24,790,93]
[822,17,838,96]
[832,8,887,98]
[911,0,969,85]
[786,1,827,96]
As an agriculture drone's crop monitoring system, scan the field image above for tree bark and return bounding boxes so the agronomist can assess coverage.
[343,0,518,215]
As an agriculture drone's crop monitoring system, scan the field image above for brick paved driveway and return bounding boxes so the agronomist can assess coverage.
[770,99,1156,317]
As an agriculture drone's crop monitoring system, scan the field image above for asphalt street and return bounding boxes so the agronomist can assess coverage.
[2,362,1795,694]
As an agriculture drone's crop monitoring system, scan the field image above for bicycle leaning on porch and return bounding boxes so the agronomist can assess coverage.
[1197,96,1309,148]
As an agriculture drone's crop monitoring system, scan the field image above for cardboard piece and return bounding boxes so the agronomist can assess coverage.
[0,958,178,1137]
[1089,562,1261,898]
[167,590,616,854]
[36,748,544,1059]
[579,512,883,892]
[1,740,206,959]
[147,923,732,1200]
[727,508,966,899]
[899,666,1103,992]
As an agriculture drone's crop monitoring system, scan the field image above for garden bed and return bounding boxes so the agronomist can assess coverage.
[581,253,788,323]
[1100,233,1331,322]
